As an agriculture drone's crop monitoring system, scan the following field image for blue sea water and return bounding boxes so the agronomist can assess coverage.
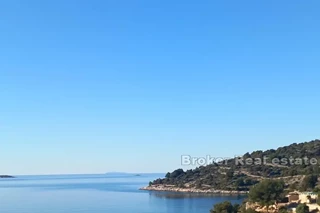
[0,174,244,213]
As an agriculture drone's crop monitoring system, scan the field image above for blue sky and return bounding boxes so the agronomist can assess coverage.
[1,0,319,175]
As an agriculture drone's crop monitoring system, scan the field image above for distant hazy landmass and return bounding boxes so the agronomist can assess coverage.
[105,172,129,175]
[0,175,14,178]
[105,172,141,176]
[105,172,143,177]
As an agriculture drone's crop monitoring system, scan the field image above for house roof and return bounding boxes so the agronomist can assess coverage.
[288,192,300,195]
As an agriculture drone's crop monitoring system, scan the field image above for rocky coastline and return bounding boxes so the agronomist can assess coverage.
[140,185,248,194]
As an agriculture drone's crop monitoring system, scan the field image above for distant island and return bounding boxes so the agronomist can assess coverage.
[0,175,14,178]
[105,172,141,176]
[142,139,320,194]
[105,172,131,175]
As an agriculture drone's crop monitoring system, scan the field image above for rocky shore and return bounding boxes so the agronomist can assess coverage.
[140,185,248,194]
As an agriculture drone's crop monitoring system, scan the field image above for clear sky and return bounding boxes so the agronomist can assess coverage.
[1,0,319,175]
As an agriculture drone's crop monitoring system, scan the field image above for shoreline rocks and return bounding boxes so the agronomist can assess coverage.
[140,185,248,195]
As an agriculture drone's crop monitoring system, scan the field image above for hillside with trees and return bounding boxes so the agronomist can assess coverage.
[149,139,320,192]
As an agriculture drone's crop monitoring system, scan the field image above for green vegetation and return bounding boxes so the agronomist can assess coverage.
[278,206,289,213]
[209,202,258,213]
[150,139,320,191]
[248,179,285,212]
[210,180,286,213]
[296,203,310,213]
[300,175,318,191]
[210,201,239,213]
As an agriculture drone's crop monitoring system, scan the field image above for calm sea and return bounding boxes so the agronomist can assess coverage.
[0,174,244,213]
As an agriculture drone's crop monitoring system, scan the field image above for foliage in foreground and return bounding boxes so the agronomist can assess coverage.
[296,203,309,213]
[210,201,240,213]
[248,179,285,208]
[210,201,259,213]
[210,180,285,213]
